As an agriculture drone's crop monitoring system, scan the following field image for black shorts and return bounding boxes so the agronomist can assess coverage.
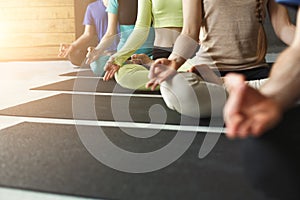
[219,65,271,80]
[152,46,173,60]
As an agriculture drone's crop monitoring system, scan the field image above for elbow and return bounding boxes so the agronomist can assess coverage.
[276,26,295,46]
[274,28,283,41]
[181,31,199,43]
[182,23,200,41]
[82,32,94,40]
[134,26,150,33]
[105,29,117,38]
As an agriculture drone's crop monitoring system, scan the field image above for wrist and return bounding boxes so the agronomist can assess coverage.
[147,60,155,67]
[65,44,77,55]
[113,60,122,67]
[174,60,185,70]
[169,57,185,70]
[260,87,290,113]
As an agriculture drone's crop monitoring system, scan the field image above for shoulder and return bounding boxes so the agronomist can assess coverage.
[107,0,119,13]
[138,0,152,8]
[109,0,119,7]
[87,1,106,11]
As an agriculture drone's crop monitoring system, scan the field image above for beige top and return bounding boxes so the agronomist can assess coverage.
[196,0,269,71]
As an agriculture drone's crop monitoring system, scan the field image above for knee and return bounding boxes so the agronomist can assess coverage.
[90,56,109,76]
[160,72,227,118]
[68,49,86,66]
[115,64,145,90]
[115,64,132,81]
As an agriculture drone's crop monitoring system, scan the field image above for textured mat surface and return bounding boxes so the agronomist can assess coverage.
[0,122,266,200]
[31,78,160,95]
[0,93,214,126]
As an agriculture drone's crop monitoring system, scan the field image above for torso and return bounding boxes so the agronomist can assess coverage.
[154,27,182,47]
[84,0,108,41]
[150,0,183,47]
[118,0,138,25]
[198,0,269,71]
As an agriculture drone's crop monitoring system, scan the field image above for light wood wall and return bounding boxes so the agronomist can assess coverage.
[0,0,76,61]
[74,0,95,39]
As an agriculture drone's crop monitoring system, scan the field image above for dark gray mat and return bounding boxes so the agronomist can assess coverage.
[60,70,96,77]
[0,122,266,199]
[0,93,213,126]
[31,78,160,95]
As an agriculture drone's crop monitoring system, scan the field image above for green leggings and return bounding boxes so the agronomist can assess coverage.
[115,64,158,91]
[115,61,192,91]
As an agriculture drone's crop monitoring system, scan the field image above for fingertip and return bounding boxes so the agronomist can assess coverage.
[236,125,251,139]
[251,125,264,138]
[238,131,250,139]
[151,83,158,91]
[151,84,155,91]
[145,82,151,88]
[225,130,236,139]
[153,58,164,65]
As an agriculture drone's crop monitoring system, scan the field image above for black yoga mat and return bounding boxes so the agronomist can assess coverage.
[31,78,160,95]
[0,122,265,200]
[0,93,216,126]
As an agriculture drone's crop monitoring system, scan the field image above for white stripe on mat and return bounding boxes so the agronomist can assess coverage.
[62,91,162,98]
[0,115,226,133]
[31,90,162,98]
[0,186,97,200]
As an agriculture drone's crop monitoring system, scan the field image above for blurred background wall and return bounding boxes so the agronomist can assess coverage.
[0,1,296,61]
[0,0,93,61]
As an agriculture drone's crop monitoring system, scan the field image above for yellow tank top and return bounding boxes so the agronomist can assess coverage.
[113,0,183,66]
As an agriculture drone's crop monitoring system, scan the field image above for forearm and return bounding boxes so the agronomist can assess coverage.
[261,7,300,110]
[95,12,119,54]
[112,0,152,66]
[168,0,202,70]
[168,34,200,70]
[260,47,300,110]
[112,27,150,66]
[71,34,94,49]
[95,32,117,54]
[71,25,97,50]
